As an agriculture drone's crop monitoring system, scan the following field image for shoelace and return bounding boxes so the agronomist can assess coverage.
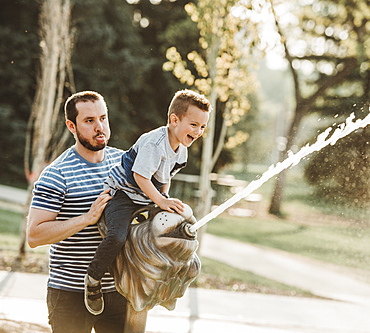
[87,284,102,300]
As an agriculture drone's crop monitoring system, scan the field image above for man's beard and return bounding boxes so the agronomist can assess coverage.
[76,128,107,151]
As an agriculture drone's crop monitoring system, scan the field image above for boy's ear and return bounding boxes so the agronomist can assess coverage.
[66,120,76,134]
[169,113,179,126]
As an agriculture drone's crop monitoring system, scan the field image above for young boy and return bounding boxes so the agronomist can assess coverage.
[84,89,211,315]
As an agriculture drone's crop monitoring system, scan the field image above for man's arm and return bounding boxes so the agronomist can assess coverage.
[27,189,111,248]
[133,172,184,214]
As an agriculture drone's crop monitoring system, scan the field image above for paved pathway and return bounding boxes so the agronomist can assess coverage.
[1,269,370,333]
[0,184,28,205]
[201,233,370,305]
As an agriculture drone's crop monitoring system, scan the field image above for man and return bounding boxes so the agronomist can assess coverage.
[27,91,126,333]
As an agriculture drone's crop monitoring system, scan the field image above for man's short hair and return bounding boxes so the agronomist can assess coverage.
[65,91,107,124]
[167,89,211,123]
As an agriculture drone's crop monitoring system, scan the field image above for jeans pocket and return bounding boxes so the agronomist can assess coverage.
[47,287,61,324]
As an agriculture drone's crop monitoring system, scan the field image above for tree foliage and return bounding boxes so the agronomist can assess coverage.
[296,0,370,206]
[163,0,262,218]
[70,0,200,150]
[305,124,370,207]
[0,0,39,187]
[267,0,368,214]
[71,0,156,147]
[0,0,196,187]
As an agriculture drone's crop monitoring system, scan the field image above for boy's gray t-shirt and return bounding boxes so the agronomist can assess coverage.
[106,126,187,204]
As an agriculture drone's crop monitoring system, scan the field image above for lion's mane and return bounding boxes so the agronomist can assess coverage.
[102,208,201,312]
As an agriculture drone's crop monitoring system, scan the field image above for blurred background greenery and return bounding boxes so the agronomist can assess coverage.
[2,0,370,212]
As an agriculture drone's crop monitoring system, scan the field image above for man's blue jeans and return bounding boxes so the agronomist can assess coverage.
[47,287,127,333]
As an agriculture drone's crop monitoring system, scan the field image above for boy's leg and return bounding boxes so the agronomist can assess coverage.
[85,191,142,315]
[87,191,139,280]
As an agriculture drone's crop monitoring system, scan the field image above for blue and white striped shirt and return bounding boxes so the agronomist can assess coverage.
[31,146,123,293]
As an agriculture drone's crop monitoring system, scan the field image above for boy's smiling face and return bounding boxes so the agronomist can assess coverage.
[168,104,209,151]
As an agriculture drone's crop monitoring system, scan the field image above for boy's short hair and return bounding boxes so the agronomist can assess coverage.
[65,91,107,124]
[167,89,211,123]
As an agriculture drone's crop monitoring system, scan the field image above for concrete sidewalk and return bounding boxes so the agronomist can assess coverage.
[1,234,370,332]
[0,184,28,206]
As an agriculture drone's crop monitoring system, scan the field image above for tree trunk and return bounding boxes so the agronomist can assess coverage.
[19,0,73,256]
[194,35,220,246]
[195,88,218,246]
[268,57,357,217]
[267,0,357,217]
[268,104,304,216]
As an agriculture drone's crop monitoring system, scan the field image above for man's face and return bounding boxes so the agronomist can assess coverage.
[73,100,111,151]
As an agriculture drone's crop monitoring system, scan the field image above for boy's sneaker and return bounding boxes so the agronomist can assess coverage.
[84,274,104,315]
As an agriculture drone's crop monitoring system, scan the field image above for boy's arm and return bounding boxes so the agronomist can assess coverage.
[133,172,184,214]
[161,182,170,197]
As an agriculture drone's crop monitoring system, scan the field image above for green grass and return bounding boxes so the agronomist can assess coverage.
[0,208,23,250]
[0,208,48,254]
[0,209,23,234]
[195,257,314,297]
[207,212,370,272]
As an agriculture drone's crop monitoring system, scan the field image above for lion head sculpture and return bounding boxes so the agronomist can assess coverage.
[99,204,201,312]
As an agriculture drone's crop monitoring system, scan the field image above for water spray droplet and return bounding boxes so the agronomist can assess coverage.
[189,112,370,233]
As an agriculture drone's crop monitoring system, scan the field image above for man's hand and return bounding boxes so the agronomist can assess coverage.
[85,189,112,225]
[27,189,113,248]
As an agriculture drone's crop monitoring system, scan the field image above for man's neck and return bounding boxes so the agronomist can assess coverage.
[74,143,105,163]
